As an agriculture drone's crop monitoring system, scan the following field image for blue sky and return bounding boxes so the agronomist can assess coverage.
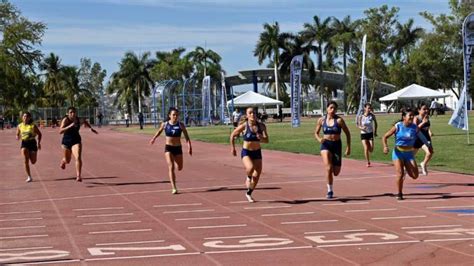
[12,0,450,80]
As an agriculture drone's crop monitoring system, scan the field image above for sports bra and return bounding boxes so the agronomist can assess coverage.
[165,121,182,137]
[243,122,262,142]
[323,115,341,135]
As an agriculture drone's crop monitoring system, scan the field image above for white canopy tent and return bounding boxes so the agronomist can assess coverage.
[379,83,449,101]
[227,91,283,107]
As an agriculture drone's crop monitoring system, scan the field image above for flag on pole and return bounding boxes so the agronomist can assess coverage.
[202,76,211,125]
[449,12,473,131]
[290,55,303,127]
[356,34,368,126]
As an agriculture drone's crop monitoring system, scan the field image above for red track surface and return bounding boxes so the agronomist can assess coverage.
[1,127,473,265]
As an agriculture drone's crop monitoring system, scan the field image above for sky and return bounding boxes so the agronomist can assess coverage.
[11,0,451,83]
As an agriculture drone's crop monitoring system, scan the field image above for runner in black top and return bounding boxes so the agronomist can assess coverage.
[59,107,98,182]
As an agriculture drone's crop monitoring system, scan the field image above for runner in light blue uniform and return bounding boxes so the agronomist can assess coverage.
[382,108,433,200]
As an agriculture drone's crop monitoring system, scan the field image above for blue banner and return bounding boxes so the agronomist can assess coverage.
[290,55,303,127]
[202,76,211,125]
[449,12,473,131]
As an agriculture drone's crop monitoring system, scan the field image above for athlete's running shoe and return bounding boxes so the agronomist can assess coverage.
[396,193,404,200]
[172,188,178,194]
[26,176,32,183]
[245,193,255,203]
[420,162,428,176]
[326,191,334,199]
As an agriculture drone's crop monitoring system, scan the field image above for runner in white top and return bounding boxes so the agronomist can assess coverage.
[357,103,378,167]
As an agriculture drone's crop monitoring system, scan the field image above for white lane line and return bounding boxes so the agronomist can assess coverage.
[402,224,461,229]
[85,252,201,261]
[73,207,124,211]
[19,259,82,265]
[262,212,314,217]
[89,229,152,235]
[427,205,474,209]
[318,240,420,248]
[372,215,426,220]
[83,220,141,226]
[0,217,43,222]
[424,237,474,242]
[451,192,474,195]
[0,246,53,252]
[188,224,247,230]
[163,209,214,214]
[205,246,313,254]
[323,202,369,206]
[0,234,48,240]
[345,208,397,213]
[229,200,273,204]
[304,229,367,234]
[0,225,46,230]
[154,203,202,208]
[204,234,268,240]
[458,213,474,216]
[399,199,447,203]
[244,206,291,210]
[175,216,230,221]
[282,220,338,225]
[77,213,133,218]
[0,210,41,215]
[96,240,165,246]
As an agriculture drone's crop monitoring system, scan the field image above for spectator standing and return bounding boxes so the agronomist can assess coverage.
[0,114,4,130]
[429,99,438,116]
[138,112,144,130]
[97,112,104,128]
[232,109,241,128]
[124,112,130,127]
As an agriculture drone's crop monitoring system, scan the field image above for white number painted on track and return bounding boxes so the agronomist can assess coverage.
[305,233,399,244]
[203,237,293,249]
[0,250,70,263]
[407,228,474,236]
[88,244,186,256]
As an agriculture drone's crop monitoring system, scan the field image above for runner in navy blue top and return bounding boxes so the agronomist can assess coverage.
[314,101,351,199]
[150,107,192,194]
[414,103,434,176]
[230,107,269,203]
[59,107,98,182]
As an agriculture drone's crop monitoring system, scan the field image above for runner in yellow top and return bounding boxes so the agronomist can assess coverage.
[16,112,42,182]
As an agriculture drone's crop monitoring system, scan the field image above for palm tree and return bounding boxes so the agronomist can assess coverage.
[112,51,155,114]
[390,18,424,63]
[254,22,292,108]
[152,48,193,81]
[331,16,360,112]
[301,16,334,113]
[61,66,81,107]
[39,53,65,107]
[187,46,221,78]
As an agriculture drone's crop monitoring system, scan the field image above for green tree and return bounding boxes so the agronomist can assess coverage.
[39,53,65,107]
[254,22,292,107]
[187,46,221,79]
[390,18,424,63]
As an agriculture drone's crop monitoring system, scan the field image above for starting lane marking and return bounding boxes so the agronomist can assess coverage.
[83,220,141,226]
[73,207,124,211]
[425,237,474,242]
[458,213,474,216]
[0,217,42,222]
[88,244,186,256]
[153,203,202,208]
[163,209,214,214]
[402,224,461,229]
[262,212,314,217]
[15,259,81,265]
[204,245,313,254]
[427,205,474,209]
[0,246,53,252]
[0,250,70,263]
[96,240,165,246]
[0,210,41,215]
[175,216,230,221]
[399,199,447,203]
[322,202,369,206]
[345,208,397,213]
[305,232,399,244]
[89,229,152,235]
[85,252,201,261]
[77,213,133,218]
[244,206,291,210]
[304,229,367,234]
[0,225,46,230]
[203,238,294,249]
[371,215,426,220]
[229,200,273,204]
[317,240,420,248]
[406,228,474,236]
[281,220,337,225]
[188,224,247,230]
[0,234,48,240]
[204,234,268,240]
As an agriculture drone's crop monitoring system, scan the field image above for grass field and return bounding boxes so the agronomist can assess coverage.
[117,113,473,175]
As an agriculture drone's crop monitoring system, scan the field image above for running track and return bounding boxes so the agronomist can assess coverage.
[0,127,473,265]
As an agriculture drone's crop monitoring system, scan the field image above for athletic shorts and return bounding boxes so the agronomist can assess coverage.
[392,147,415,161]
[62,135,81,150]
[165,145,183,155]
[320,139,342,166]
[241,148,262,160]
[414,134,431,149]
[360,132,374,140]
[21,139,37,152]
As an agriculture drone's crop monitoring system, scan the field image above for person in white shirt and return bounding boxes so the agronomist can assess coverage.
[124,112,130,127]
[429,99,438,116]
[232,109,241,128]
[357,103,378,167]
